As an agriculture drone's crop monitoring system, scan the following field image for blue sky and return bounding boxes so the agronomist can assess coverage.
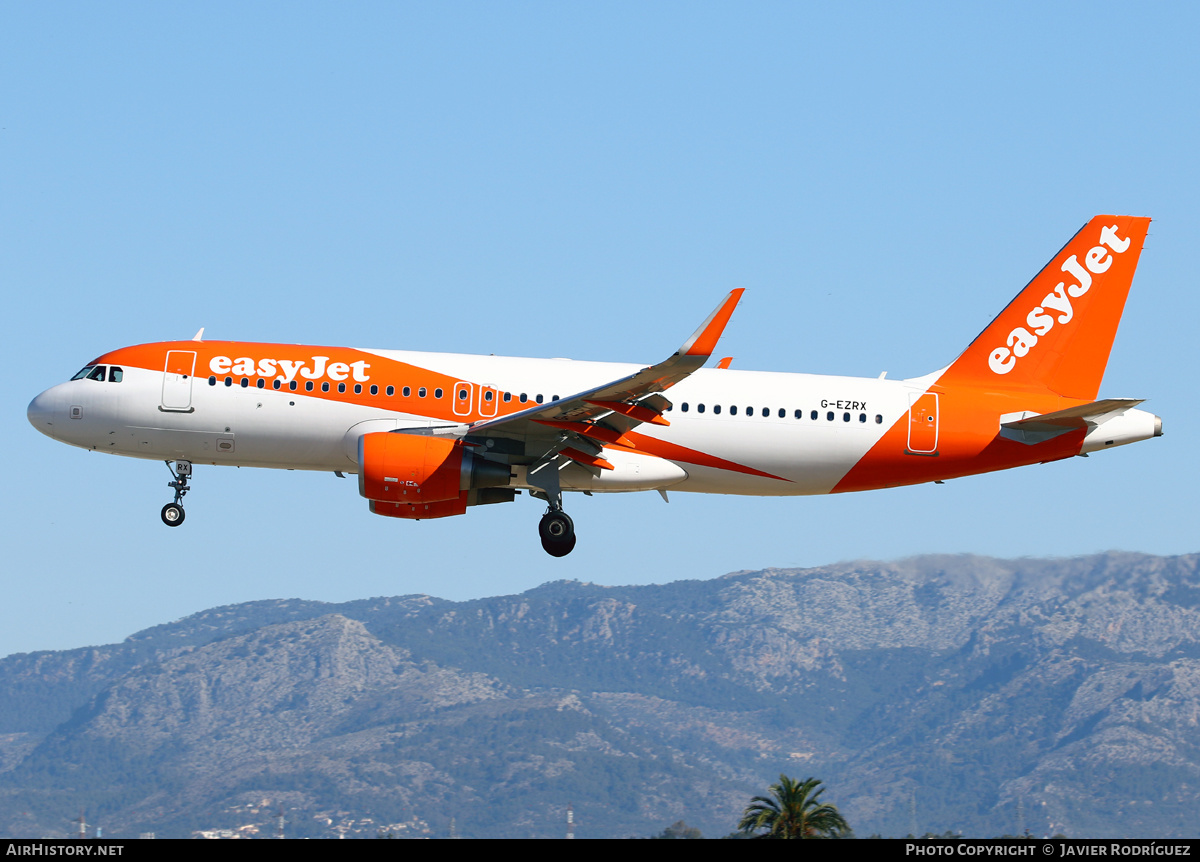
[2,2,1197,658]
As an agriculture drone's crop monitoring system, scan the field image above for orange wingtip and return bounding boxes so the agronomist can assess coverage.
[584,400,670,426]
[716,356,733,369]
[680,288,744,357]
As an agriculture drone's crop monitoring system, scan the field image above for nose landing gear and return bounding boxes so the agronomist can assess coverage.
[161,460,192,527]
[539,509,576,557]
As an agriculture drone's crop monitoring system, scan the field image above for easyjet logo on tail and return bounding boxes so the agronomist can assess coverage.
[988,224,1131,375]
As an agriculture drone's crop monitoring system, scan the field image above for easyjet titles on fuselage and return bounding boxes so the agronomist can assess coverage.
[209,355,372,384]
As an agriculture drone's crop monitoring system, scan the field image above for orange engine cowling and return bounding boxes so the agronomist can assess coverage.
[358,431,512,520]
[369,495,469,520]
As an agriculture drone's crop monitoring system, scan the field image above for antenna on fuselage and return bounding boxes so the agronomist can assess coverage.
[191,327,205,342]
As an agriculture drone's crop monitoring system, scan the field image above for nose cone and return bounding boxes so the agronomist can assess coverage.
[27,388,62,439]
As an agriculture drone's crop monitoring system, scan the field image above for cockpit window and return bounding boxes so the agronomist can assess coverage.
[71,364,122,382]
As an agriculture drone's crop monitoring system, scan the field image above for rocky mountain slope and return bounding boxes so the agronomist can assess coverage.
[2,552,1199,838]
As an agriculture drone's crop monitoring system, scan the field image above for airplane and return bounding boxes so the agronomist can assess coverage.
[27,215,1161,557]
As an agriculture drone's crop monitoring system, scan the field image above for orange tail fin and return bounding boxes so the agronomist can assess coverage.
[940,215,1150,400]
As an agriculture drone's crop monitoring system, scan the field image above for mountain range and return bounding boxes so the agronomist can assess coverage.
[2,552,1199,838]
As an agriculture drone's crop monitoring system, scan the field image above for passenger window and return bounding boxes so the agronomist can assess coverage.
[484,391,493,402]
[520,393,528,403]
[697,403,706,413]
[371,384,378,395]
[859,413,866,423]
[536,394,544,404]
[209,376,217,386]
[305,381,313,391]
[778,408,785,418]
[418,387,427,397]
[273,379,282,390]
[762,407,769,418]
[681,402,689,412]
[321,382,330,392]
[241,378,249,388]
[109,367,123,383]
[811,410,818,420]
[730,405,738,415]
[339,383,348,394]
[403,386,411,397]
[435,388,443,399]
[876,414,883,424]
[289,381,298,391]
[458,388,468,401]
[256,378,265,389]
[503,392,512,402]
[843,412,850,422]
[354,384,361,394]
[386,385,394,396]
[225,377,233,387]
[714,404,722,415]
[827,411,834,421]
[794,409,802,419]
[552,395,559,401]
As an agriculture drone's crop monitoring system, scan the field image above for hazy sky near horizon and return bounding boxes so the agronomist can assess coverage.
[3,2,1198,659]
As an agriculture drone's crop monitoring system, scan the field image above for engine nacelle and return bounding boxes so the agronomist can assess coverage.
[369,488,518,520]
[358,432,511,518]
[370,494,468,520]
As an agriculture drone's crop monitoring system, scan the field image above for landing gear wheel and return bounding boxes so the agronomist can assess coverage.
[539,511,576,557]
[161,503,186,527]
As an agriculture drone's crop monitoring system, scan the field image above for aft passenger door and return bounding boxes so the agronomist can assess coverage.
[907,391,939,454]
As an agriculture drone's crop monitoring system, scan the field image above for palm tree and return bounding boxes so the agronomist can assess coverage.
[738,775,850,839]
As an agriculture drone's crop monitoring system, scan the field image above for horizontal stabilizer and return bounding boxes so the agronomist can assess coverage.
[1000,398,1144,444]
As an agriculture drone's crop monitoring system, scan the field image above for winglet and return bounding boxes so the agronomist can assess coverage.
[191,327,205,342]
[678,289,744,357]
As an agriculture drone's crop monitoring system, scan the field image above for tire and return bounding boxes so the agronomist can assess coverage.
[541,532,577,557]
[538,511,576,556]
[161,503,186,527]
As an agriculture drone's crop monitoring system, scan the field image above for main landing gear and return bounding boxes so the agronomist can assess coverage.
[539,509,576,557]
[161,460,192,527]
[528,456,577,557]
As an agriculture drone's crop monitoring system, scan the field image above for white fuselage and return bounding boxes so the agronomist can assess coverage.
[29,349,921,497]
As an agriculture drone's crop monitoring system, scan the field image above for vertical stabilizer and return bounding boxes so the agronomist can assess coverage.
[939,215,1150,400]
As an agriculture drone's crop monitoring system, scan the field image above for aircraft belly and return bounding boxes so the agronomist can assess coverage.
[121,380,389,471]
[645,418,885,496]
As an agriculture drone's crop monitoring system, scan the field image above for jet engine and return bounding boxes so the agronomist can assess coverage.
[358,431,512,520]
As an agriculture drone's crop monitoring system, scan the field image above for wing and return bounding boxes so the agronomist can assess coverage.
[462,289,744,473]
